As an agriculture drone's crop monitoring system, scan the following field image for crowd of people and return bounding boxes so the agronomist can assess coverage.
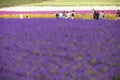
[19,9,120,20]
[55,9,106,20]
[55,9,120,20]
[55,9,105,20]
[55,10,75,19]
[92,9,105,20]
[93,9,120,20]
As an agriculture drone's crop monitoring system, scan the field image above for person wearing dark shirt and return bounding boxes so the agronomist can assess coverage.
[116,10,120,20]
[96,11,99,20]
[56,12,59,19]
[92,9,96,19]
[71,10,75,19]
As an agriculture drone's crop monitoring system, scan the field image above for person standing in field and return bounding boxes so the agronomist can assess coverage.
[71,10,75,19]
[116,10,120,20]
[63,11,67,18]
[96,11,99,20]
[92,9,96,19]
[20,12,23,19]
[100,11,105,19]
[59,11,64,18]
[66,11,71,19]
[26,16,29,19]
[55,11,59,19]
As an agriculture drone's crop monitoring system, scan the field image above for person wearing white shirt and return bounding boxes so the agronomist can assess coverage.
[59,12,64,18]
[20,12,23,19]
[66,11,71,19]
[100,11,105,19]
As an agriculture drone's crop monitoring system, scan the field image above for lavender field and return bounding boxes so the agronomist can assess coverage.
[0,19,120,80]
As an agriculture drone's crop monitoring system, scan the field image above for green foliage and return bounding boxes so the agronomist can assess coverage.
[86,70,96,75]
[25,71,31,76]
[114,75,120,80]
[109,62,115,67]
[63,72,69,76]
[77,62,82,66]
[71,66,77,71]
[76,55,83,60]
[34,73,49,80]
[101,67,107,73]
[0,0,44,7]
[89,59,96,66]
[71,73,76,80]
[49,69,58,74]
[31,50,39,55]
[90,78,96,80]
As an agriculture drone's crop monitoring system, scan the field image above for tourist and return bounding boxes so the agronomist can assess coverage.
[96,11,99,20]
[93,10,97,19]
[71,10,75,19]
[59,12,64,18]
[116,10,120,20]
[20,12,23,19]
[66,11,71,19]
[100,11,105,19]
[55,11,59,19]
[63,11,66,18]
[26,16,29,19]
[92,9,96,19]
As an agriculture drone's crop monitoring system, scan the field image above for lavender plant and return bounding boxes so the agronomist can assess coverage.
[0,19,120,80]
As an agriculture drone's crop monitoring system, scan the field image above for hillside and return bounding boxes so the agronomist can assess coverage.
[0,0,44,8]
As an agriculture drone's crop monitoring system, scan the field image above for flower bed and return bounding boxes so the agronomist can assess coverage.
[0,10,118,20]
[0,19,120,80]
[0,13,118,20]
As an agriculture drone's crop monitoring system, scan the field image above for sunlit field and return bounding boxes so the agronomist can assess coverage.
[0,0,120,80]
[0,0,120,7]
